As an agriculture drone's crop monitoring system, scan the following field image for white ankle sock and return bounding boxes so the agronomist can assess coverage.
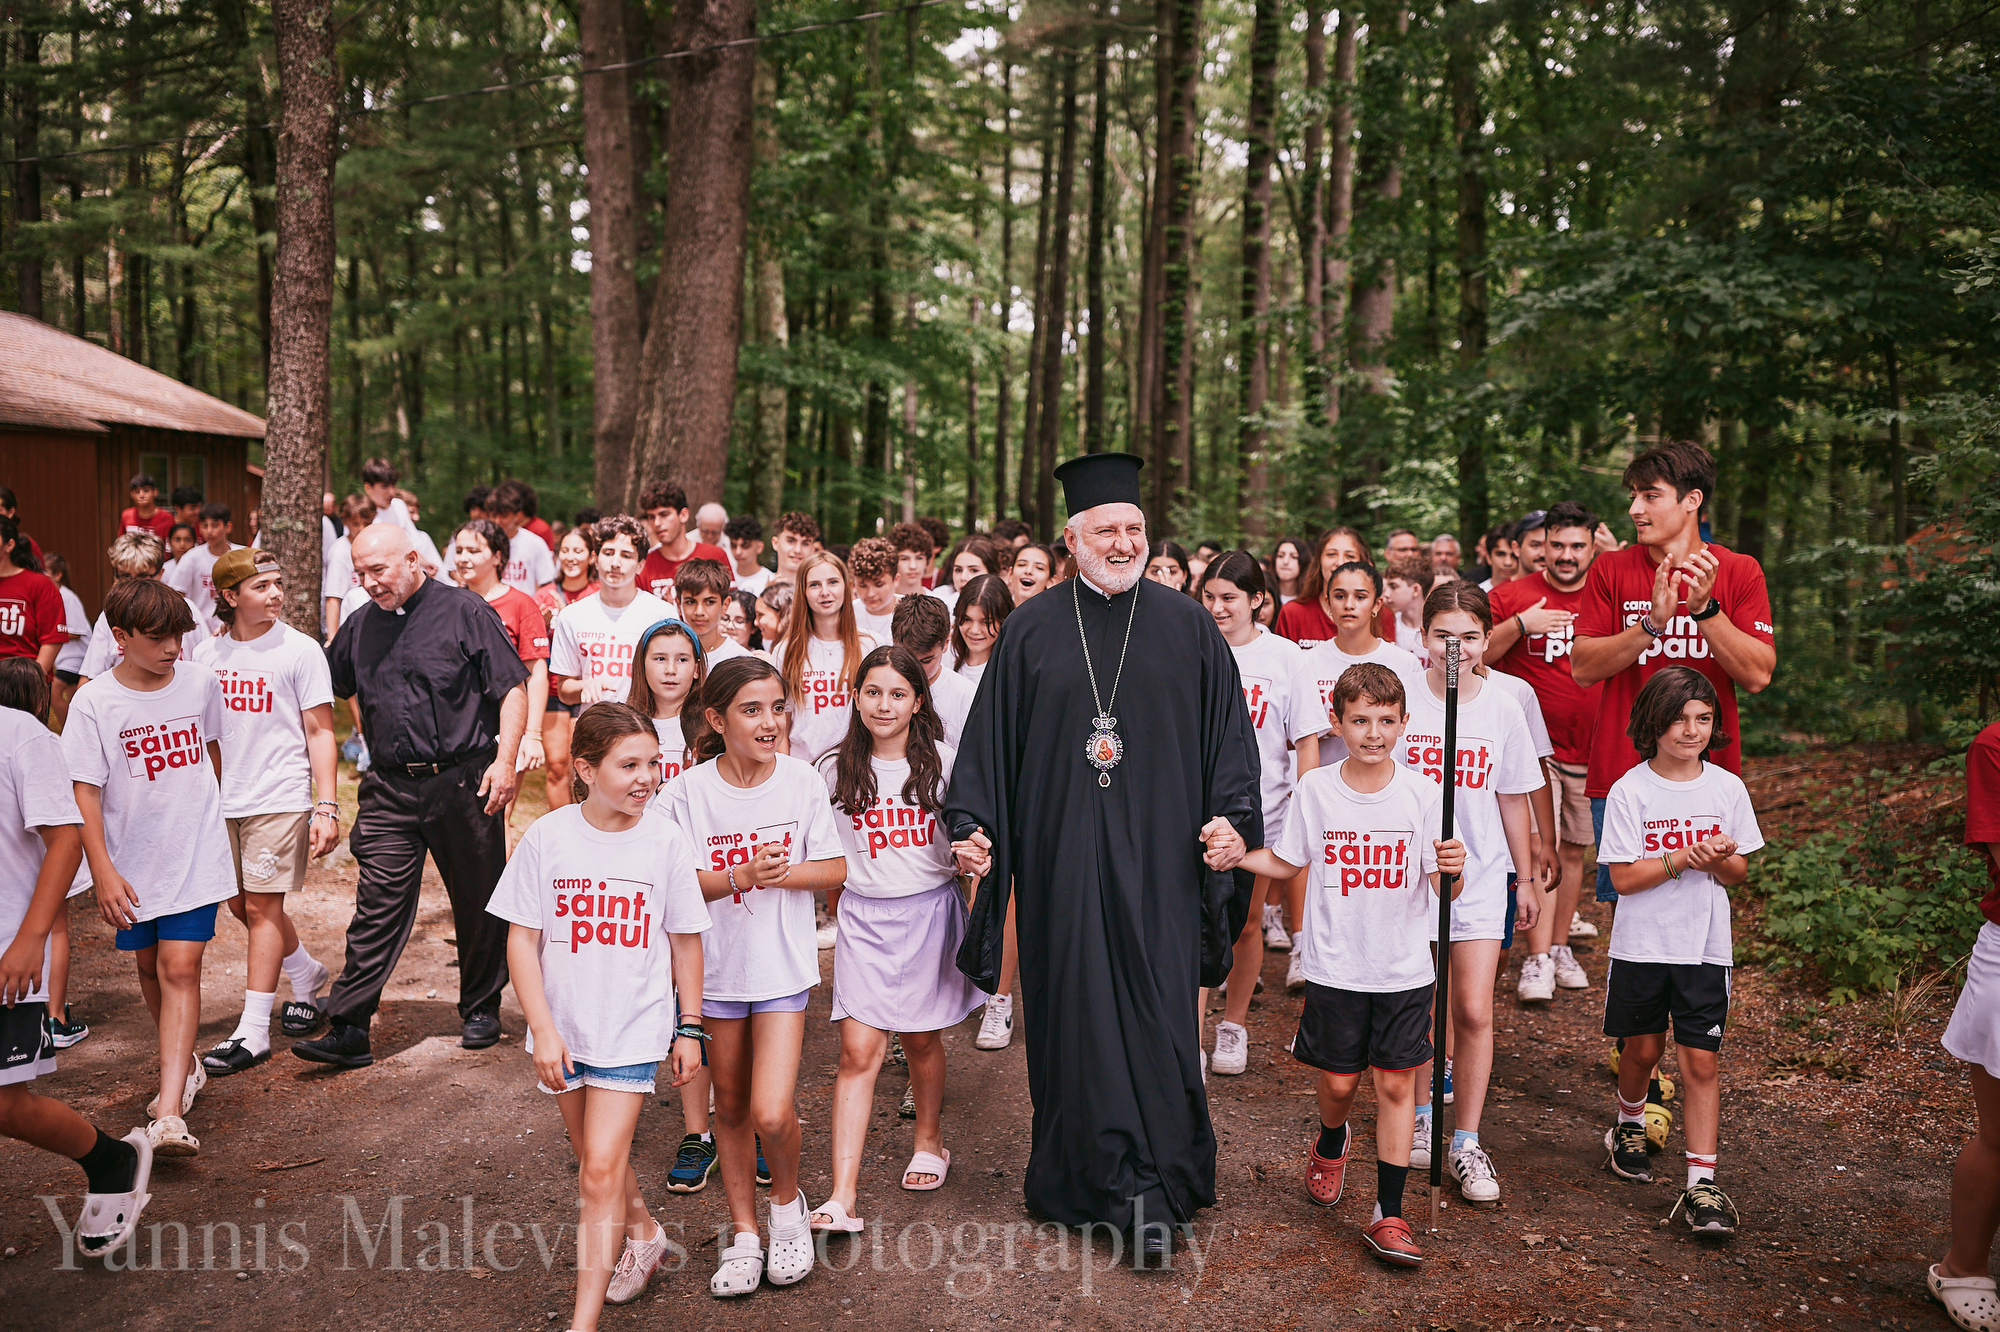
[281,944,321,999]
[1685,1153,1716,1188]
[767,1191,808,1238]
[233,990,277,1054]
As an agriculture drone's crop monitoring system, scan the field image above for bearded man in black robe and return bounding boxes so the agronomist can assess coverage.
[947,453,1261,1259]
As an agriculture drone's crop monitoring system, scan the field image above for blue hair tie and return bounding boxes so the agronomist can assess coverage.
[636,617,705,667]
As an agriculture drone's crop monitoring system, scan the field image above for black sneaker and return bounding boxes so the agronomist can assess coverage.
[44,1004,89,1050]
[755,1134,772,1187]
[1604,1123,1652,1181]
[462,1012,502,1049]
[665,1133,719,1193]
[1671,1181,1738,1238]
[291,1020,374,1069]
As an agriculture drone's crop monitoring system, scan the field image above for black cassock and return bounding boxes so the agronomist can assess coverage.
[946,575,1262,1230]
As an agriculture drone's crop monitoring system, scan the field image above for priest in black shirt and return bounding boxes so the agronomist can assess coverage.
[294,522,529,1068]
[947,453,1262,1259]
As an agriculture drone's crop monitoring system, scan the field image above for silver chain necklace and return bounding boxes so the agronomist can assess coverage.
[1074,578,1139,787]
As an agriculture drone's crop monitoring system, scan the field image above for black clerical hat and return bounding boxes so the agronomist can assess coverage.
[1054,452,1146,515]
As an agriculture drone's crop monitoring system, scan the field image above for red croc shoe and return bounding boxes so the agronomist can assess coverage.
[1306,1139,1348,1206]
[1361,1214,1424,1267]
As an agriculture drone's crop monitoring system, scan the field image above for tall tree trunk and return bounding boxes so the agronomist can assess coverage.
[747,57,790,530]
[864,22,895,533]
[13,26,43,320]
[1322,7,1356,443]
[580,0,644,510]
[1344,5,1404,508]
[1299,1,1326,430]
[1237,0,1279,537]
[1034,54,1079,540]
[1083,38,1110,455]
[1133,23,1170,488]
[1447,0,1489,546]
[992,64,1014,523]
[267,0,338,633]
[1020,75,1055,530]
[1152,0,1201,532]
[628,0,758,510]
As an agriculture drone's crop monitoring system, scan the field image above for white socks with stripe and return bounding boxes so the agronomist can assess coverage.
[1685,1152,1717,1188]
[1617,1093,1646,1126]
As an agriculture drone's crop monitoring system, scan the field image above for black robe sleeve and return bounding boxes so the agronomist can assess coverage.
[1197,616,1264,985]
[945,622,1020,996]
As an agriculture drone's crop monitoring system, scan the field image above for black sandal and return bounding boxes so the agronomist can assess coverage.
[202,1038,271,1076]
[280,999,324,1037]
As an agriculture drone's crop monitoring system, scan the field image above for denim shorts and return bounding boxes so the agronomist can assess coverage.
[540,1058,659,1096]
[115,902,220,951]
[1591,797,1617,903]
[703,989,811,1021]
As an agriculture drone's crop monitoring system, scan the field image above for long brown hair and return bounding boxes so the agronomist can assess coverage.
[951,573,1013,666]
[689,656,786,765]
[626,619,707,779]
[780,551,866,705]
[568,700,657,804]
[823,645,947,818]
[1297,525,1371,610]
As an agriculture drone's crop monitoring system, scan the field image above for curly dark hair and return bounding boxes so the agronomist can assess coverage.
[821,646,947,819]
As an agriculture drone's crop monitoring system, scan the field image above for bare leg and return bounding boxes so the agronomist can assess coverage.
[543,711,573,809]
[997,892,1019,998]
[555,1085,649,1332]
[242,892,289,995]
[746,1010,808,1212]
[1374,1067,1417,1167]
[1942,1065,2000,1279]
[46,911,70,1017]
[706,1017,760,1240]
[150,939,206,1120]
[902,1029,948,1179]
[1316,1070,1361,1134]
[1445,940,1501,1132]
[822,1018,888,1216]
[1678,1045,1720,1158]
[680,1064,712,1135]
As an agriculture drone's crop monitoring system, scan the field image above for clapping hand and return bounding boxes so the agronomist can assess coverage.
[1200,817,1245,871]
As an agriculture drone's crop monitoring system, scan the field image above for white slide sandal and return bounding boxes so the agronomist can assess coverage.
[1930,1265,2000,1332]
[709,1232,764,1297]
[77,1129,153,1259]
[902,1148,950,1191]
[810,1198,865,1234]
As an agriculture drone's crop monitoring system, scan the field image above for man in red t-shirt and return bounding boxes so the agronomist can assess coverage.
[1488,500,1605,988]
[1572,441,1776,901]
[119,473,176,542]
[635,481,728,603]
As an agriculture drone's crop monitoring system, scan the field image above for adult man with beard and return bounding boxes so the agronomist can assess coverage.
[1486,501,1604,997]
[946,453,1262,1262]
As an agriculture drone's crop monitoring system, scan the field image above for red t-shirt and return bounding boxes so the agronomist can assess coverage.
[121,507,176,541]
[1574,541,1774,796]
[0,568,66,661]
[1965,720,2000,926]
[1275,595,1399,646]
[1489,571,1601,766]
[638,541,729,602]
[484,586,551,662]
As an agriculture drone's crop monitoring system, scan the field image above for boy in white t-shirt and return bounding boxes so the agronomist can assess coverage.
[65,579,236,1159]
[725,515,773,596]
[675,557,751,667]
[488,480,557,596]
[551,516,673,708]
[167,501,246,632]
[0,660,156,1262]
[1382,556,1434,664]
[890,594,973,749]
[848,538,899,646]
[192,551,339,1075]
[1598,666,1762,1238]
[1236,662,1464,1268]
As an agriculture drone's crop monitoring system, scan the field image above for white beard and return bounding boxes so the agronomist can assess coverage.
[1071,541,1144,595]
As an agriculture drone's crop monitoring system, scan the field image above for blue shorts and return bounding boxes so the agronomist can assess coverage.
[540,1058,659,1096]
[1502,876,1518,951]
[704,989,811,1021]
[115,902,220,951]
[1591,797,1616,903]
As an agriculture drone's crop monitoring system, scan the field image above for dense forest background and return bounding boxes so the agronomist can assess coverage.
[3,0,1999,742]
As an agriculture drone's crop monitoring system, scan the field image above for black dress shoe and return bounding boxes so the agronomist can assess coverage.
[280,998,324,1037]
[462,1012,502,1049]
[292,1020,373,1068]
[1136,1220,1174,1267]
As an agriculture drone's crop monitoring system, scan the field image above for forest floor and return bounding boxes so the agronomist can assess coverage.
[0,743,1981,1332]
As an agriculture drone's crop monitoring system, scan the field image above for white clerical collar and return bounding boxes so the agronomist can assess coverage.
[1079,571,1112,599]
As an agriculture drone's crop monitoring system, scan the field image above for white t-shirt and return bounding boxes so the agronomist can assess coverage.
[821,747,957,900]
[928,584,959,614]
[787,635,863,765]
[958,659,989,691]
[1393,616,1428,665]
[78,594,207,680]
[54,586,89,674]
[504,529,556,596]
[190,621,335,817]
[652,717,693,789]
[926,666,975,750]
[1599,762,1763,968]
[62,662,235,922]
[322,534,359,600]
[734,566,773,597]
[169,542,246,630]
[1392,677,1544,940]
[549,590,674,701]
[1290,639,1427,761]
[656,755,845,1003]
[1275,761,1441,992]
[852,600,896,647]
[1482,668,1554,760]
[703,636,752,669]
[0,709,83,1000]
[486,804,710,1066]
[1228,631,1307,842]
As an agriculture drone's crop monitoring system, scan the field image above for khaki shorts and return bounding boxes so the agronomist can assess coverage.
[1548,761,1593,847]
[227,811,311,893]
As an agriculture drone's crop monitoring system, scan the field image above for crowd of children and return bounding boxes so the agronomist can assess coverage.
[0,439,1995,1332]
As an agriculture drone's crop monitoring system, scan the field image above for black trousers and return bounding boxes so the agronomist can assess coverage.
[326,754,510,1027]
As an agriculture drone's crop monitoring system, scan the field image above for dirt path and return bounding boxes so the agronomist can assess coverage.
[0,797,1976,1332]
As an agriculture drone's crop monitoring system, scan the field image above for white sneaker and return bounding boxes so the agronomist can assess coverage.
[605,1225,671,1304]
[815,920,839,950]
[1211,1021,1248,1076]
[1516,953,1556,1002]
[146,1058,206,1120]
[1550,944,1588,990]
[1285,941,1306,992]
[974,995,1013,1050]
[1263,905,1291,950]
[1447,1141,1501,1205]
[1411,1114,1433,1170]
[147,1114,200,1159]
[1200,1049,1209,1083]
[1568,911,1598,940]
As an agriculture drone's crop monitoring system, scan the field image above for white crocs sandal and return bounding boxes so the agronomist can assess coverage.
[147,1115,200,1159]
[76,1129,153,1258]
[146,1058,206,1120]
[765,1193,814,1286]
[1930,1264,2000,1332]
[709,1232,764,1297]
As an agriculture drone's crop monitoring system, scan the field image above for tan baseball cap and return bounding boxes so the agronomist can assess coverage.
[212,548,282,592]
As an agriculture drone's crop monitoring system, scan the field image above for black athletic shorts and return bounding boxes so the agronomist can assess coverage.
[1602,959,1731,1052]
[54,669,80,687]
[0,1000,53,1086]
[1292,981,1434,1076]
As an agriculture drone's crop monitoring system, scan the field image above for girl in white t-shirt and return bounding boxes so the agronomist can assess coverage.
[1395,580,1543,1209]
[551,515,675,711]
[810,647,983,1235]
[1198,553,1308,1078]
[950,573,1011,691]
[777,551,874,766]
[491,702,710,1318]
[658,658,847,1297]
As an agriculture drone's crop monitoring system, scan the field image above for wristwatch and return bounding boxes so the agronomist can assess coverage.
[1690,597,1722,622]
